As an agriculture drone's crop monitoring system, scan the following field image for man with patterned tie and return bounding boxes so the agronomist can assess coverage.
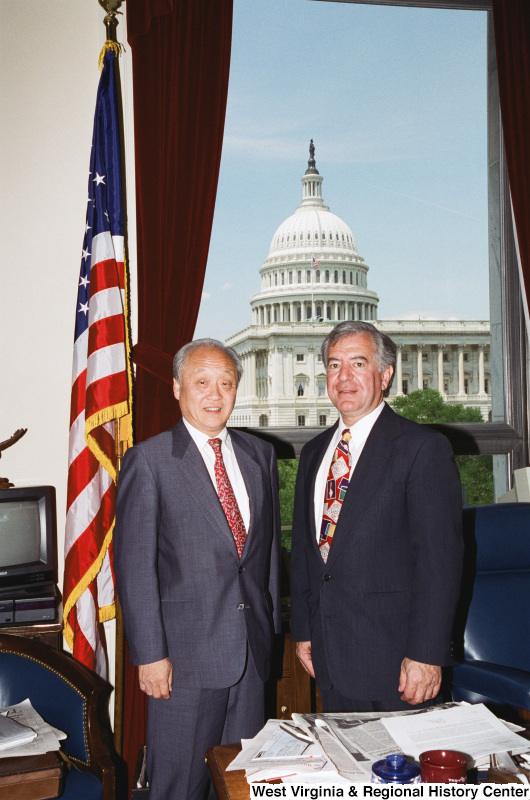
[114,339,281,800]
[290,321,463,713]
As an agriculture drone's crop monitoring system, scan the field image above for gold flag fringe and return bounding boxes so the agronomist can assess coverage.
[98,40,122,71]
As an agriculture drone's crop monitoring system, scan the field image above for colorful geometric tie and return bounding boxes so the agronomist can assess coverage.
[208,438,247,557]
[318,429,352,563]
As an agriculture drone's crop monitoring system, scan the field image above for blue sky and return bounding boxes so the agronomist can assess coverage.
[194,0,488,342]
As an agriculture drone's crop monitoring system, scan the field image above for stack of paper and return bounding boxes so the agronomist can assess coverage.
[227,703,530,786]
[0,699,66,758]
[226,719,341,785]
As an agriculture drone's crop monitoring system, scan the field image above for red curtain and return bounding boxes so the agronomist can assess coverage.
[128,0,233,442]
[122,0,233,788]
[492,0,530,313]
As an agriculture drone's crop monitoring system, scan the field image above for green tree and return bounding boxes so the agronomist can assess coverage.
[277,459,299,549]
[391,388,493,505]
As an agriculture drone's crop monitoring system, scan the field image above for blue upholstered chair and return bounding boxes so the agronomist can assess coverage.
[451,503,530,720]
[0,632,115,799]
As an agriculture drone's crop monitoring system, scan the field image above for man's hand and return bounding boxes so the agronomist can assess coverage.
[138,658,173,699]
[295,640,315,678]
[399,657,441,705]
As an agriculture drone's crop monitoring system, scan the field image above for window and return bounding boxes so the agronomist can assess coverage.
[306,306,312,320]
[463,353,469,362]
[259,414,268,427]
[423,380,429,390]
[343,271,346,283]
[334,270,338,283]
[297,415,306,427]
[296,353,304,362]
[485,378,489,393]
[326,305,332,320]
[297,383,304,397]
[317,380,326,396]
[325,270,330,282]
[297,306,302,322]
[307,270,311,282]
[317,353,323,362]
[316,305,322,318]
[281,272,285,285]
[319,414,327,426]
[402,352,408,362]
[297,271,302,283]
[422,352,429,362]
[199,0,525,504]
[444,379,450,394]
[402,380,408,395]
[289,271,293,284]
[315,270,320,282]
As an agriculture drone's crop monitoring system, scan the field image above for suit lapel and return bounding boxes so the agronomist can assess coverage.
[171,422,239,555]
[326,404,402,565]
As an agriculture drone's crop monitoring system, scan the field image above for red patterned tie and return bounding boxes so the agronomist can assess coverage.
[208,438,247,557]
[318,429,352,563]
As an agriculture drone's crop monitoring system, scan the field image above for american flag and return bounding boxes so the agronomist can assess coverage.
[312,257,321,269]
[63,48,132,677]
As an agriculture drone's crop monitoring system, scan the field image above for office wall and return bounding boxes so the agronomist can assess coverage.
[0,2,136,697]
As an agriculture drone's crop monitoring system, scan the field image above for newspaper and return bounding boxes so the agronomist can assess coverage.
[0,712,36,751]
[291,705,454,781]
[382,703,530,762]
[0,699,66,758]
[226,719,334,784]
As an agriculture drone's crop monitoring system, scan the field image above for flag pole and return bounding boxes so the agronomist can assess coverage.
[99,0,127,756]
[98,0,123,44]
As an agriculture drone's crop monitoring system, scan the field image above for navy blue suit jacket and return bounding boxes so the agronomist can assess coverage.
[289,403,463,701]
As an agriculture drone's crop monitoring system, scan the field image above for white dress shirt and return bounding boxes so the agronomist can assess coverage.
[313,401,385,541]
[182,418,251,532]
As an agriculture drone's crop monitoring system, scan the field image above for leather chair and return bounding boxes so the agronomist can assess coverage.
[452,503,530,720]
[0,633,115,799]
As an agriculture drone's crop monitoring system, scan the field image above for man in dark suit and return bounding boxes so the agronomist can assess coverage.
[290,321,463,712]
[114,338,281,800]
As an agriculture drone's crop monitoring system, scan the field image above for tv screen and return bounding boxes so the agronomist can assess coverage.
[0,500,42,566]
[0,486,56,591]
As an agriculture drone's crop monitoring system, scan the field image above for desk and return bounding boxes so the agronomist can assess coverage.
[206,744,250,800]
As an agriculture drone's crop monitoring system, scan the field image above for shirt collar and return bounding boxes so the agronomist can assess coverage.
[182,417,230,452]
[340,401,385,447]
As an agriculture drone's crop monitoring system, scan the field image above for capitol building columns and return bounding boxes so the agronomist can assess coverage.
[395,347,403,396]
[416,345,424,391]
[437,346,445,395]
[458,345,466,397]
[479,345,486,396]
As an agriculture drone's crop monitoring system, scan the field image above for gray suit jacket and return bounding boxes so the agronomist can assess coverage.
[114,420,282,688]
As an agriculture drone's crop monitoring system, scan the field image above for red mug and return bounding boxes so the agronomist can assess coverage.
[419,750,468,783]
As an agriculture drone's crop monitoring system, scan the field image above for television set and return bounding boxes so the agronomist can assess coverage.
[0,485,57,595]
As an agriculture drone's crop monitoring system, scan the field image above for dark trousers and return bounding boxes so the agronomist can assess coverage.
[146,647,263,800]
[319,685,440,713]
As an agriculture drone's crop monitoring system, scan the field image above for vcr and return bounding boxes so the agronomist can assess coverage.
[0,582,58,625]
